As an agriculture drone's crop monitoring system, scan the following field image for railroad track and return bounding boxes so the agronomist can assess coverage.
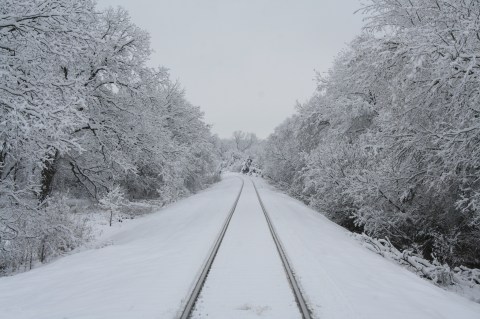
[178,177,313,319]
[252,180,313,319]
[178,177,244,319]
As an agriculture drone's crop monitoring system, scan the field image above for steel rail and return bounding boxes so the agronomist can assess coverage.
[252,180,313,319]
[178,178,244,319]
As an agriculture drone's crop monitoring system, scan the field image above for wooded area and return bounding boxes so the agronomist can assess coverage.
[262,0,480,268]
[0,0,219,274]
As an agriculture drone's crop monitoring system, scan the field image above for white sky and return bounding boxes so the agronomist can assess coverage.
[97,0,364,138]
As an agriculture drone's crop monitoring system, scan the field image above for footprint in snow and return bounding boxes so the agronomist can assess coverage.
[237,303,271,316]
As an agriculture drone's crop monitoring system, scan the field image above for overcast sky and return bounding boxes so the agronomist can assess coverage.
[97,0,364,138]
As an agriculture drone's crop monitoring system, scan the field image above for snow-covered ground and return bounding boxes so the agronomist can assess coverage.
[191,178,301,319]
[0,174,479,319]
[253,177,480,319]
[0,175,242,319]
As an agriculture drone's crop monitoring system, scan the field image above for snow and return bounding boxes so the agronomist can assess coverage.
[191,178,301,319]
[253,177,480,319]
[0,175,242,319]
[0,174,479,319]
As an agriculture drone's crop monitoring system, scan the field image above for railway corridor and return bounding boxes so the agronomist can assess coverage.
[1,174,480,319]
[190,180,301,319]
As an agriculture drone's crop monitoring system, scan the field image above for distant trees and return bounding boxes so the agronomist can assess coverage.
[218,131,264,173]
[263,0,480,268]
[233,131,257,152]
[0,0,219,274]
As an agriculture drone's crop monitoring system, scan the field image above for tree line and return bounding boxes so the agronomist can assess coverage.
[0,0,219,274]
[263,0,480,268]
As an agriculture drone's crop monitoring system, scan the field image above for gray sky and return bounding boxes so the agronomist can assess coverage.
[97,0,364,138]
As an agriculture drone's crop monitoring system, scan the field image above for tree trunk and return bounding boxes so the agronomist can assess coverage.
[39,150,59,201]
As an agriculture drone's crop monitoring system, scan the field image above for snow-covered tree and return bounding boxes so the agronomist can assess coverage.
[0,0,220,275]
[219,131,264,173]
[263,0,480,268]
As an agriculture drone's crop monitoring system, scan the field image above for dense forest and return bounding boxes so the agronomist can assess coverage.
[262,0,480,269]
[0,0,219,274]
